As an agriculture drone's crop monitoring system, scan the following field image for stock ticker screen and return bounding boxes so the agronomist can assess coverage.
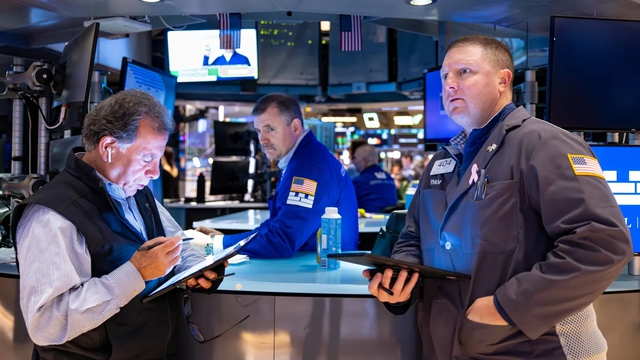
[591,146,640,253]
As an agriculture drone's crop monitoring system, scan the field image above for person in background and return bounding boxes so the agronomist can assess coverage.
[197,93,359,258]
[401,153,418,181]
[364,35,632,359]
[351,144,398,213]
[390,160,409,202]
[13,90,226,359]
[161,146,180,199]
[346,138,368,179]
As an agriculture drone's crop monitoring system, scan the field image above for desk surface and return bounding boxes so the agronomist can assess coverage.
[2,251,638,295]
[193,209,389,233]
[164,201,268,209]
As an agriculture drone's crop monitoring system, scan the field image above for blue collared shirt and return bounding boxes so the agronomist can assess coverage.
[451,103,517,182]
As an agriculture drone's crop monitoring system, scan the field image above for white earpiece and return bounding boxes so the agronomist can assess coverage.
[107,147,112,163]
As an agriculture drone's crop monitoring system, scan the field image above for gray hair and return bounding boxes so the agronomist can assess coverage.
[355,144,379,165]
[252,93,304,127]
[82,89,174,151]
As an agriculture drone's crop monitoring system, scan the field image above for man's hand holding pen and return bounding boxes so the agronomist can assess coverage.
[363,268,420,304]
[130,236,182,281]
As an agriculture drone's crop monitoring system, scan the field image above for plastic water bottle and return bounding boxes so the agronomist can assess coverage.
[320,207,341,269]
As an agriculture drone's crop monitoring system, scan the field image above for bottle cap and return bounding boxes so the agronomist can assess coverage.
[324,207,338,215]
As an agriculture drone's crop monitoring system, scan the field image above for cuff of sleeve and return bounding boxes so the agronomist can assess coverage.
[213,235,224,254]
[111,261,146,307]
[493,294,515,326]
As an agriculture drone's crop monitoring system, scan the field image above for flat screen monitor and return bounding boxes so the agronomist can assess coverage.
[51,23,100,130]
[423,67,463,143]
[547,16,640,131]
[591,145,640,253]
[214,121,255,157]
[119,58,178,119]
[167,29,258,82]
[210,160,250,196]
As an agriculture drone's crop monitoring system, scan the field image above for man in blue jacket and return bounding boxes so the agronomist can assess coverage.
[202,94,359,258]
[351,144,398,213]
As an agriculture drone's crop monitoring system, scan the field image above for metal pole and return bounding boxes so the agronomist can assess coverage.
[38,96,49,175]
[523,69,538,117]
[11,58,24,175]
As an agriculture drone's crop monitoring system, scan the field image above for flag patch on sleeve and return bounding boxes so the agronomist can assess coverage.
[286,177,318,208]
[568,154,605,179]
[289,177,317,196]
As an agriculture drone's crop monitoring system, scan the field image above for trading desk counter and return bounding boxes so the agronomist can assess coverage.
[1,253,639,359]
[164,200,269,229]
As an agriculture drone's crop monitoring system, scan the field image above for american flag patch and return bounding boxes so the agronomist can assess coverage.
[568,154,605,179]
[290,177,317,196]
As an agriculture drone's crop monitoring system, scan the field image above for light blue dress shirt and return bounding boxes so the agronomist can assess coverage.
[16,171,204,346]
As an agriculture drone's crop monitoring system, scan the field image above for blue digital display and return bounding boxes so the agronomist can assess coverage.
[591,146,640,253]
[423,68,463,143]
[123,60,177,119]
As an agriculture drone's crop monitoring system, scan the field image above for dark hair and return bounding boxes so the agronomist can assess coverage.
[446,35,514,85]
[349,138,367,158]
[252,93,304,127]
[82,89,174,151]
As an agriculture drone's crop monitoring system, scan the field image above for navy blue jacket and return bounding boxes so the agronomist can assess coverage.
[352,164,398,213]
[223,131,359,258]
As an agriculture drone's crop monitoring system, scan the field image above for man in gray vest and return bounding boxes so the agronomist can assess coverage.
[13,89,225,359]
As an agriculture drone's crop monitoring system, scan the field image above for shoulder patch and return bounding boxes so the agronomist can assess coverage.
[290,176,317,196]
[287,176,317,208]
[568,154,605,179]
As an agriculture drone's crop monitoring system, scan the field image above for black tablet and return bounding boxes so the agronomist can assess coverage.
[143,233,257,303]
[328,252,470,280]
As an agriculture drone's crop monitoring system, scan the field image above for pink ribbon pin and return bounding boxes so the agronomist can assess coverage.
[469,163,479,185]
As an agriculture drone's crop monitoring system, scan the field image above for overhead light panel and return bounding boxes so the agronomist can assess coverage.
[140,0,164,2]
[405,0,436,5]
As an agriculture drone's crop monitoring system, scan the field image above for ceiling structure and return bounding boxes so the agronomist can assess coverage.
[2,0,640,46]
[1,0,640,102]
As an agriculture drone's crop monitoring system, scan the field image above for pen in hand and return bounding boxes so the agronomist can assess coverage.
[138,237,194,252]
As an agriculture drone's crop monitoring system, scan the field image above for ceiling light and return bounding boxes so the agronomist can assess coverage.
[140,0,163,3]
[405,0,436,5]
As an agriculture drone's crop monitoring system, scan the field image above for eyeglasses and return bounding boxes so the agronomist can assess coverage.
[183,294,250,344]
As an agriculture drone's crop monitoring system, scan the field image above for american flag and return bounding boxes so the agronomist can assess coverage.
[217,13,242,50]
[290,177,317,196]
[339,14,362,51]
[569,154,605,178]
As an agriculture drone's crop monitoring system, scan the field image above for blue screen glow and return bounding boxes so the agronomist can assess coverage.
[591,146,640,253]
[424,69,463,143]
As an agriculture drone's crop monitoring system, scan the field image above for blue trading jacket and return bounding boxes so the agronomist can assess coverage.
[223,131,359,258]
[352,164,398,213]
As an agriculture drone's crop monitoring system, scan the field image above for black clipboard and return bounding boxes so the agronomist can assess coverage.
[328,252,470,280]
[142,233,257,303]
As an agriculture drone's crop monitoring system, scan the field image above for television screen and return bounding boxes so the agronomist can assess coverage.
[591,145,640,253]
[167,29,258,82]
[547,16,640,131]
[423,67,463,143]
[120,58,178,119]
[210,160,250,197]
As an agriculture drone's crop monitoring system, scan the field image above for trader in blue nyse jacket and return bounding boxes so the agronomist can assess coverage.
[201,94,359,258]
[351,144,398,213]
[364,35,633,359]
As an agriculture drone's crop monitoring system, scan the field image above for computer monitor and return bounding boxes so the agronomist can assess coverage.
[423,67,463,143]
[119,58,178,119]
[214,121,256,157]
[51,23,100,131]
[590,145,640,253]
[209,160,250,196]
[547,16,640,131]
